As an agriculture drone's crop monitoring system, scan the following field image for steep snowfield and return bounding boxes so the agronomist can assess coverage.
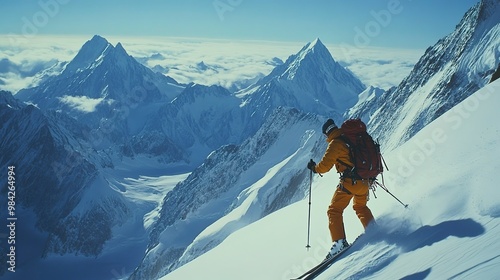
[161,79,500,279]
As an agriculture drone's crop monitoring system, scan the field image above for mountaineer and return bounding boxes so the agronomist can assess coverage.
[307,118,378,259]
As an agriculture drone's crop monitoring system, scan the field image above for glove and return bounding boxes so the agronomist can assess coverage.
[307,159,317,173]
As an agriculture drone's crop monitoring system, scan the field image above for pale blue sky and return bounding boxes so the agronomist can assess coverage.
[1,0,479,48]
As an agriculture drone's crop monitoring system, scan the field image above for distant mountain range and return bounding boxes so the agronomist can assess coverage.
[0,33,366,279]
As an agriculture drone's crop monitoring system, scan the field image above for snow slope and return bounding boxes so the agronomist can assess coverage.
[160,79,500,280]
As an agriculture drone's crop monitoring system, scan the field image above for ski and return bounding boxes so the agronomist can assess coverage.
[291,235,361,280]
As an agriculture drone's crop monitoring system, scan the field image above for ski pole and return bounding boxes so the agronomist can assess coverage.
[383,186,408,208]
[374,180,408,208]
[306,160,313,250]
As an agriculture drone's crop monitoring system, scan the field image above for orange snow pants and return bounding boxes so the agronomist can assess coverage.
[327,178,374,241]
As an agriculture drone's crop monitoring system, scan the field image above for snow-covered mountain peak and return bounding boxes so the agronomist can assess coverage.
[276,37,341,81]
[115,42,126,52]
[61,35,136,78]
[89,34,108,45]
[238,38,365,128]
[63,35,112,75]
[17,34,183,103]
[362,0,500,151]
[298,37,327,56]
[80,34,110,56]
[14,35,185,151]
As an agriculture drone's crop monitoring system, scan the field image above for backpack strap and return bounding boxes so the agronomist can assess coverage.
[334,135,359,180]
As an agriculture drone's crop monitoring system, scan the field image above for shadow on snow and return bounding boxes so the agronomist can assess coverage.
[343,218,485,279]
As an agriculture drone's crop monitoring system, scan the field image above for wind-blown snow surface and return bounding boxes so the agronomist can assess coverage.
[161,80,500,280]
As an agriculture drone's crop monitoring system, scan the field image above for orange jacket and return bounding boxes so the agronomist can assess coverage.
[314,128,354,174]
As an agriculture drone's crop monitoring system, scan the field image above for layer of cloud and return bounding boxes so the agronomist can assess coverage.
[330,44,424,89]
[0,35,424,94]
[58,95,105,113]
[116,37,300,92]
